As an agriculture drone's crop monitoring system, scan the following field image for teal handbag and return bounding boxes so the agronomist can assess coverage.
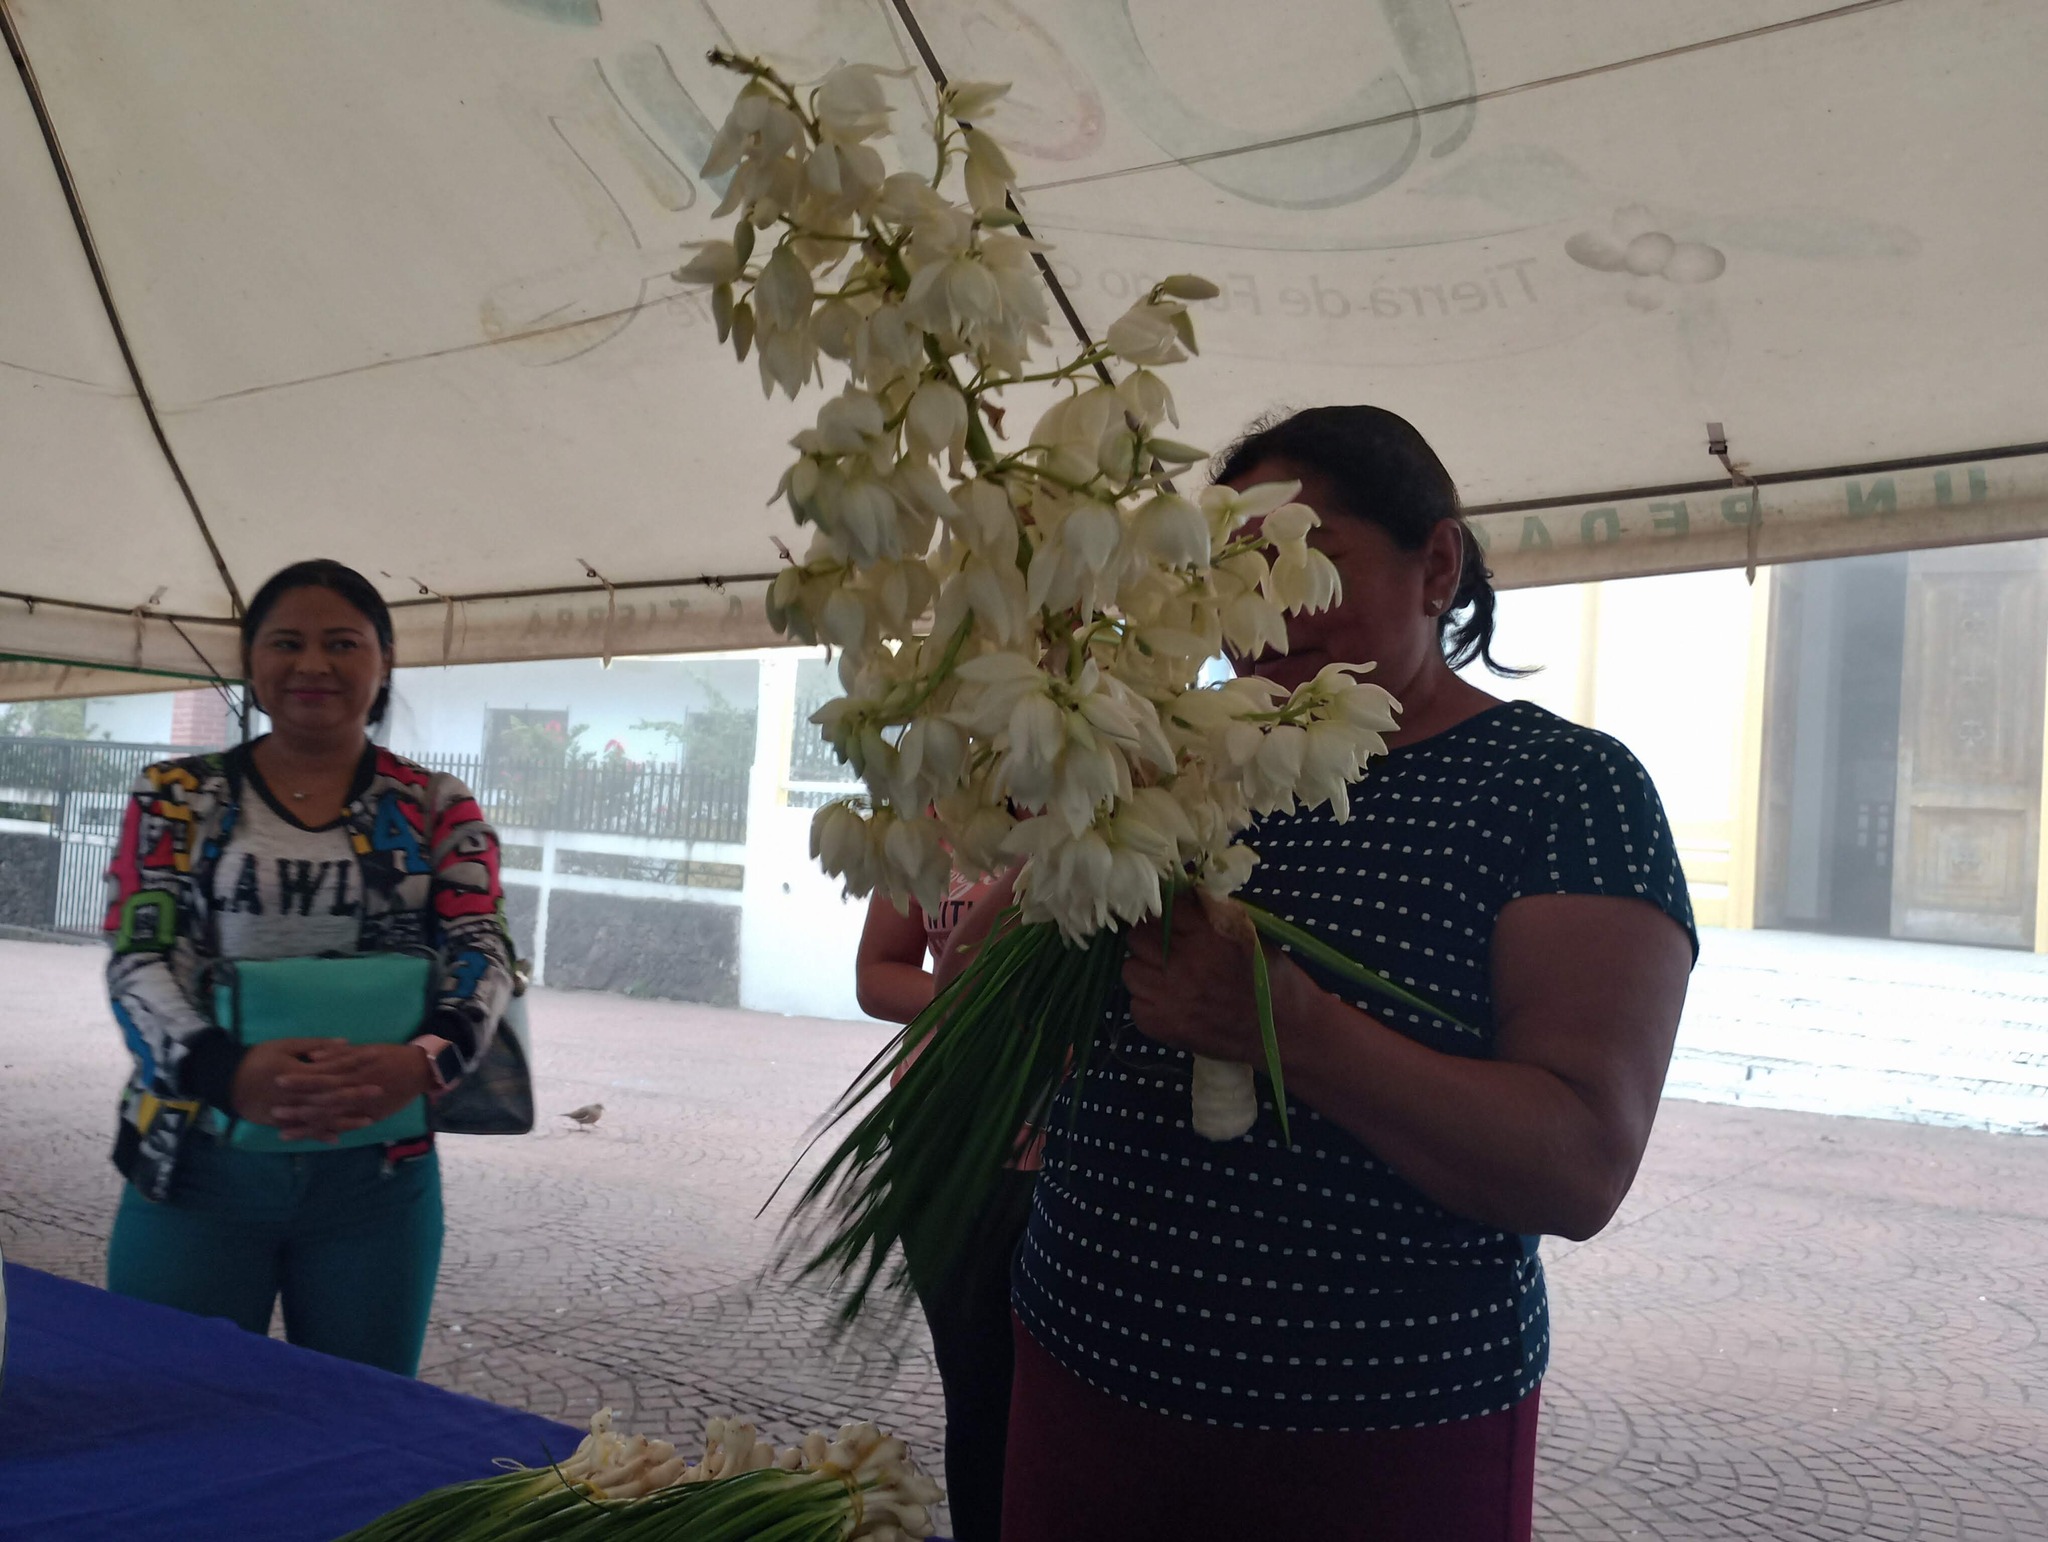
[208,953,435,1152]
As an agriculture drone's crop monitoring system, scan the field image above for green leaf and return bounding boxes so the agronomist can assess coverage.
[1170,307,1200,355]
[1242,903,1473,1030]
[1249,935,1291,1146]
[733,219,756,266]
[732,300,756,362]
[1146,437,1208,466]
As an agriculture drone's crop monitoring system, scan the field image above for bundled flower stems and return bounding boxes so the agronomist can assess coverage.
[680,54,1457,1319]
[333,1410,943,1542]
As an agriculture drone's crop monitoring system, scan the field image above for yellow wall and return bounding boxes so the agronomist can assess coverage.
[1480,570,1761,929]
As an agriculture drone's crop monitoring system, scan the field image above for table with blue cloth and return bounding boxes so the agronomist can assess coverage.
[0,1262,584,1541]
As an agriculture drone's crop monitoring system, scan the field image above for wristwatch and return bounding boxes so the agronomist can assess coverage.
[412,1034,463,1094]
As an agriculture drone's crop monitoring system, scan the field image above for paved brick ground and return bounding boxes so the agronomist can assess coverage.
[4,937,2046,1539]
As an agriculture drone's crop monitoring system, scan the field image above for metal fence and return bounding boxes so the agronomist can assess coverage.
[407,752,750,844]
[0,738,750,935]
[0,739,206,935]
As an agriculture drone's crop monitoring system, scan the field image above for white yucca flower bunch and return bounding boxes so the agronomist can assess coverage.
[678,54,1395,946]
[681,54,1435,1321]
[334,1409,944,1541]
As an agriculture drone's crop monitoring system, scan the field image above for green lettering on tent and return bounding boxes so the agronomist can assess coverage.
[1580,507,1620,543]
[1846,478,1897,516]
[1520,516,1553,550]
[1649,500,1689,536]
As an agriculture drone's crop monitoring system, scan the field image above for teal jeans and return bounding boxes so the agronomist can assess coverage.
[107,1137,443,1376]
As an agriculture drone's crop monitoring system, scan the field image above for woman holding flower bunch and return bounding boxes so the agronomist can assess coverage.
[999,407,1697,1542]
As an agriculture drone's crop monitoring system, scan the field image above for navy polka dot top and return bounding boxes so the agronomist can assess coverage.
[1011,700,1697,1431]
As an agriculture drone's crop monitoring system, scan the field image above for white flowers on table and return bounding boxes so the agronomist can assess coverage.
[682,54,1399,1138]
[336,1407,946,1541]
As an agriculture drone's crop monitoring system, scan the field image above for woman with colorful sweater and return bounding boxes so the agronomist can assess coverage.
[102,560,512,1376]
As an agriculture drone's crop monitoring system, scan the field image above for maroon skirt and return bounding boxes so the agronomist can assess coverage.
[1001,1316,1540,1542]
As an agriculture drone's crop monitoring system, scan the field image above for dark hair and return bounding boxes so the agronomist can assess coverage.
[240,560,396,726]
[1214,405,1528,677]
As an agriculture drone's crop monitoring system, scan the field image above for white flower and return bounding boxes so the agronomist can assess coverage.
[1116,369,1178,430]
[1131,494,1210,569]
[811,799,881,898]
[962,128,1016,215]
[940,79,1011,119]
[905,380,970,461]
[754,248,815,335]
[811,388,888,456]
[1105,301,1189,366]
[1267,543,1342,613]
[1030,388,1123,487]
[1200,480,1300,544]
[1025,497,1124,615]
[675,240,742,287]
[1199,843,1257,898]
[894,714,967,803]
[1220,587,1289,659]
[1259,501,1318,548]
[757,324,818,400]
[931,552,1029,645]
[853,301,923,384]
[881,810,951,915]
[815,65,893,145]
[803,142,887,216]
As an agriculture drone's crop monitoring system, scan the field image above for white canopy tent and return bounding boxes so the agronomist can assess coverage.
[3,0,2045,698]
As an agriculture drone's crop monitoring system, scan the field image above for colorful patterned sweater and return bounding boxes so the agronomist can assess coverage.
[104,742,514,1196]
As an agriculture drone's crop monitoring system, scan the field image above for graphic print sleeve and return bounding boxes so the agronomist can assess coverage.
[104,763,241,1108]
[421,773,514,1074]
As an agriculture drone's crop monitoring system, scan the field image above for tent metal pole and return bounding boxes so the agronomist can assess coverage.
[885,0,1115,389]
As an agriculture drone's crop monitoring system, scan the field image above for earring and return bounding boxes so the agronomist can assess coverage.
[1426,599,1444,616]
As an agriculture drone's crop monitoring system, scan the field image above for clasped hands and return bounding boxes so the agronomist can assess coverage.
[230,1038,433,1143]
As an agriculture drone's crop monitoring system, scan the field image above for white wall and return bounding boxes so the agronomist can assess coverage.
[385,655,760,761]
[1462,583,1584,722]
[1592,570,1753,832]
[1462,572,1753,833]
[84,693,178,744]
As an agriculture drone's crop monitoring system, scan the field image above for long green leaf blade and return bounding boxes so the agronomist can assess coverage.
[1243,903,1471,1031]
[1249,935,1290,1146]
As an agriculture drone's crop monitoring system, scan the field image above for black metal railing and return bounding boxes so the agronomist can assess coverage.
[409,753,750,845]
[0,736,750,848]
[0,738,206,819]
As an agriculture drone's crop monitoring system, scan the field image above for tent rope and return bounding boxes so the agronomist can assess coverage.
[580,560,619,667]
[1707,422,1766,584]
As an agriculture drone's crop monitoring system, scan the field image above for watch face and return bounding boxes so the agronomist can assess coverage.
[433,1046,464,1088]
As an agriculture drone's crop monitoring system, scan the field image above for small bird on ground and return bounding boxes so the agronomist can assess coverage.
[560,1103,604,1129]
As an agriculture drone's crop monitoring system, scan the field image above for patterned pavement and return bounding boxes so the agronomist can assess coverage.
[3,937,2045,1539]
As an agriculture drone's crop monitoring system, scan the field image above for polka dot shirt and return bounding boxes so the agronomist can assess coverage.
[1011,700,1697,1431]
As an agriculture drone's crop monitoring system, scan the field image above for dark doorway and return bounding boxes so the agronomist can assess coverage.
[1757,553,1909,937]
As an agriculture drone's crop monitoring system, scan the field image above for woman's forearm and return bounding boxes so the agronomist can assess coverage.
[1280,984,1627,1240]
[857,961,936,1025]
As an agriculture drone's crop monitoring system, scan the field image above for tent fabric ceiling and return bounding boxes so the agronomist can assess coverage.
[2,0,2045,687]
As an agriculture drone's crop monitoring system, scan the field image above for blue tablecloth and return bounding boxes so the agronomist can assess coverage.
[0,1262,585,1541]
